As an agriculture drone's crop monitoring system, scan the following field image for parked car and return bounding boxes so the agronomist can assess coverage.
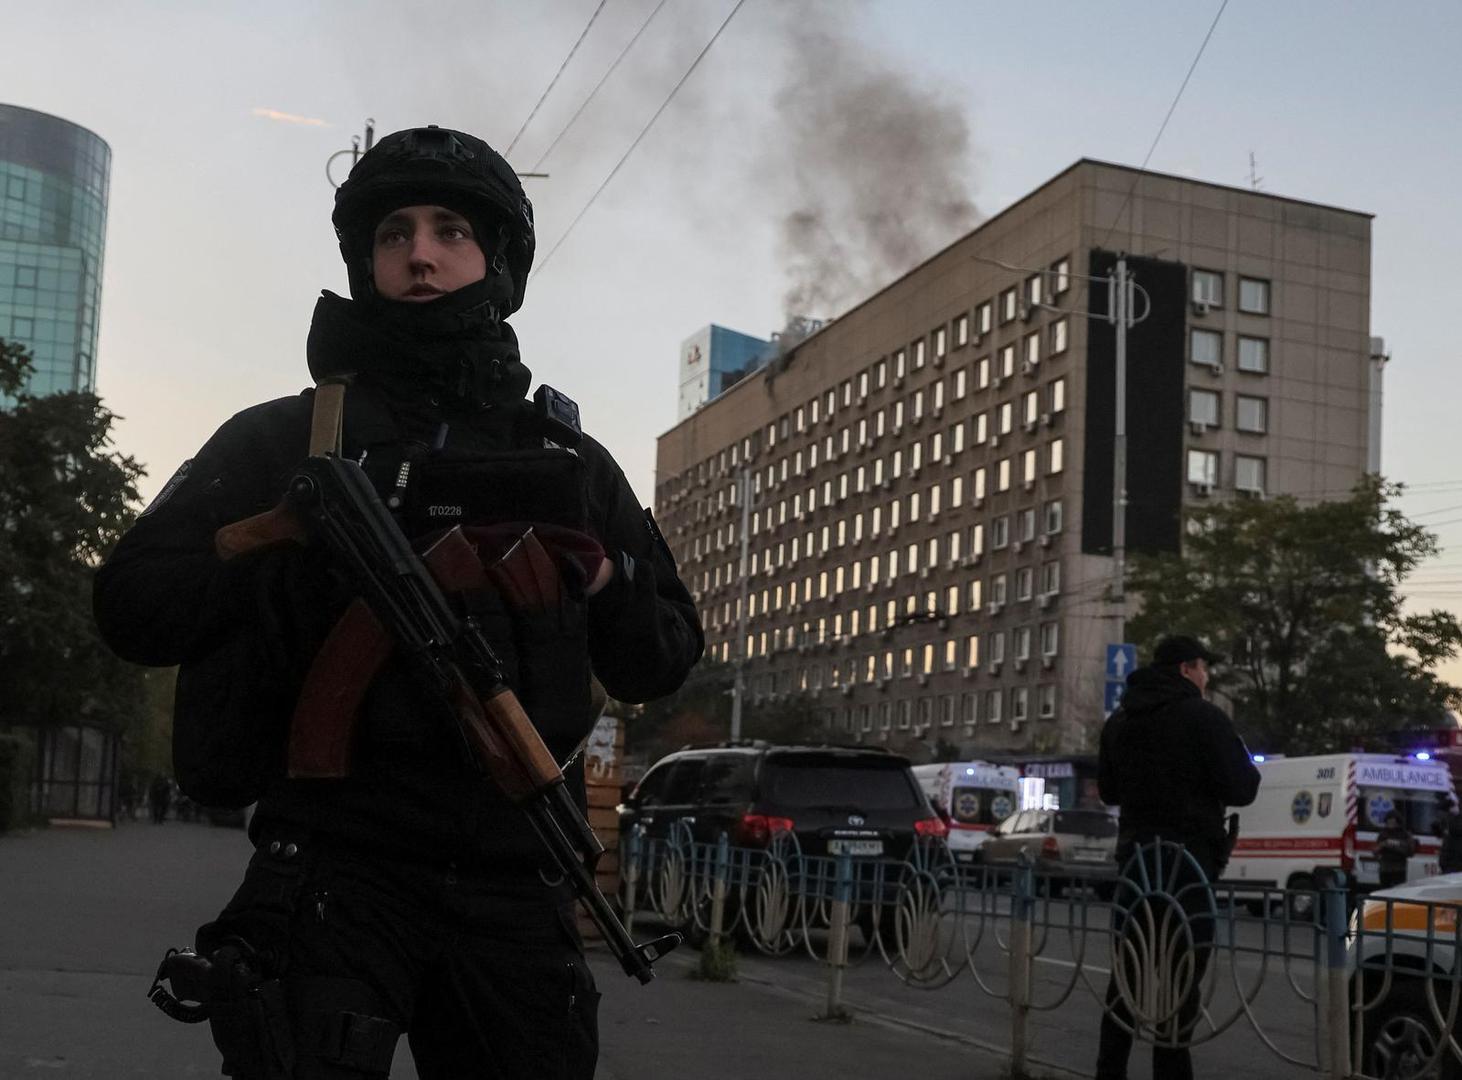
[619,742,946,860]
[977,807,1119,889]
[1349,873,1462,1080]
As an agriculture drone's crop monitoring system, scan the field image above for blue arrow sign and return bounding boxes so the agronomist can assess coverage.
[1106,643,1137,681]
[1104,679,1125,717]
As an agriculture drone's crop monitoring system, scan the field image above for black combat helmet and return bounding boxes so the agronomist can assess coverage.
[332,125,535,314]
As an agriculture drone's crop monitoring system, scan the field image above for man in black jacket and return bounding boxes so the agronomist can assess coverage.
[94,126,703,1079]
[1094,635,1260,1080]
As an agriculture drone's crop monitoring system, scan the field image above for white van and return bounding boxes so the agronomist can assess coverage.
[1227,753,1454,898]
[913,761,1021,864]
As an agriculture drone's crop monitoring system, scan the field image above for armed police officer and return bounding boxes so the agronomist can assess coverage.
[94,126,704,1079]
[1094,635,1260,1080]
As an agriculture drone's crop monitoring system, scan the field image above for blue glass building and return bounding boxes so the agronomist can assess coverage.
[0,104,110,398]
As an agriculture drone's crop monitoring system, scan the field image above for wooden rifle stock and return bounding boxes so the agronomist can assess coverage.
[214,503,308,562]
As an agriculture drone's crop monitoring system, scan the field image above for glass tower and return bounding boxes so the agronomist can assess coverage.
[0,104,110,397]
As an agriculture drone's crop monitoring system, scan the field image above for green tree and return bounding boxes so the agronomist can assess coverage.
[0,338,151,752]
[1127,477,1462,755]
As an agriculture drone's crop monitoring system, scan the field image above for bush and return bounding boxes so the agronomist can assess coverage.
[0,731,36,833]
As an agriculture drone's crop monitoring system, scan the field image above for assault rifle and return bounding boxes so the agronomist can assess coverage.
[230,453,680,983]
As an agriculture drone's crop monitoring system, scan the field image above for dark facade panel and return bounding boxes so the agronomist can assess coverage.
[1081,250,1185,556]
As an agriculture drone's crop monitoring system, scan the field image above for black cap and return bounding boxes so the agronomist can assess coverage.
[1153,635,1223,666]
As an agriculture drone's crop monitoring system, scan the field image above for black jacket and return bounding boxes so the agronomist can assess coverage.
[1098,665,1261,874]
[94,380,703,865]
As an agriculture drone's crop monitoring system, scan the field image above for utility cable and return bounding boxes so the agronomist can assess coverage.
[505,0,612,159]
[531,0,672,173]
[532,0,747,281]
[1097,0,1230,252]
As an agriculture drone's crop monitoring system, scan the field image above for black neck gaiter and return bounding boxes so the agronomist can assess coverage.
[306,277,532,412]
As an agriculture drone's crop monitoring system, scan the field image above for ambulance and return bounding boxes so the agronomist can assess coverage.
[912,761,1021,864]
[1226,753,1454,904]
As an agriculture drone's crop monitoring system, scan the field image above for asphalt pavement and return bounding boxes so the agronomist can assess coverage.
[0,820,1028,1079]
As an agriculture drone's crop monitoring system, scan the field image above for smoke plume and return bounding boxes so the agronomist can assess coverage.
[767,20,981,320]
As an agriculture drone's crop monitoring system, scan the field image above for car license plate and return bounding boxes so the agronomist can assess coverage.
[1074,848,1106,862]
[829,839,883,856]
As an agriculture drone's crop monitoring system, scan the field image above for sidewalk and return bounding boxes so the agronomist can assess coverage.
[590,947,1016,1080]
[0,821,1033,1079]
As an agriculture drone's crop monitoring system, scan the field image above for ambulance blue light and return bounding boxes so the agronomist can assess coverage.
[1252,754,1266,763]
[1416,752,1432,762]
[966,768,976,775]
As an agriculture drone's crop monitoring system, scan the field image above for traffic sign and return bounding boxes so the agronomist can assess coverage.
[1106,643,1137,681]
[1104,679,1125,717]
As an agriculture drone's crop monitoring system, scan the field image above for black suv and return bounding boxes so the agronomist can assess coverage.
[618,742,945,860]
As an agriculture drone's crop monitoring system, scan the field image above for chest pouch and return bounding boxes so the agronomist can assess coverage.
[404,449,589,535]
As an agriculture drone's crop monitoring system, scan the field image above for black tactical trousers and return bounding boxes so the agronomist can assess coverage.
[1095,852,1216,1080]
[197,833,600,1079]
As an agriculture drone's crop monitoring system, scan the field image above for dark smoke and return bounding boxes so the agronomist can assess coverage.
[769,21,981,320]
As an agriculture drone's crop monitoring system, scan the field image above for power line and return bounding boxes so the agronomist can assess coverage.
[531,0,672,173]
[505,0,612,159]
[1098,0,1230,251]
[532,0,746,281]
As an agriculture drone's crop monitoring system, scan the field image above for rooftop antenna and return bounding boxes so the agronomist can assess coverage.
[326,118,548,186]
[1247,151,1263,191]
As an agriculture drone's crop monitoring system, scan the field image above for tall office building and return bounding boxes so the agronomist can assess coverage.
[0,104,111,397]
[654,160,1379,784]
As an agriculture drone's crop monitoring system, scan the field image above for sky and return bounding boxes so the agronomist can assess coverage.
[7,0,1462,680]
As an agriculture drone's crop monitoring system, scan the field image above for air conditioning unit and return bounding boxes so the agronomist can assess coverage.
[932,406,943,420]
[1013,539,1025,554]
[986,601,1004,616]
[918,566,931,579]
[962,667,976,679]
[1238,486,1266,499]
[1021,360,1038,377]
[909,464,921,479]
[1040,412,1052,427]
[972,496,985,509]
[932,354,944,369]
[989,660,1003,676]
[1014,657,1028,672]
[1009,715,1026,731]
[1204,361,1225,375]
[893,374,905,388]
[989,434,1001,449]
[880,478,892,491]
[1019,302,1036,322]
[1023,418,1038,433]
[917,674,929,687]
[1189,419,1210,435]
[1191,299,1212,316]
[1039,534,1052,548]
[887,523,899,538]
[1037,594,1052,610]
[841,684,854,697]
[1041,655,1055,670]
[1191,481,1214,497]
[993,374,1007,388]
[971,330,983,346]
[1023,479,1036,492]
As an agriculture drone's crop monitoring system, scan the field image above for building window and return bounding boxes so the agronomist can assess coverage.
[1016,568,1034,602]
[934,326,947,358]
[1024,332,1040,369]
[992,516,1010,549]
[1044,499,1063,534]
[913,338,926,370]
[895,350,907,381]
[1238,277,1270,315]
[1038,684,1057,719]
[1192,269,1223,307]
[1025,273,1043,307]
[991,575,1008,606]
[1040,622,1059,656]
[976,301,992,336]
[966,637,980,671]
[973,412,988,444]
[1048,438,1064,475]
[955,314,969,347]
[875,359,887,388]
[1187,449,1219,486]
[1050,317,1068,355]
[1235,454,1266,494]
[1238,336,1269,374]
[1000,287,1017,324]
[999,401,1013,435]
[997,458,1011,491]
[1191,329,1222,370]
[1000,345,1016,380]
[1022,448,1037,483]
[1040,560,1061,595]
[1236,395,1267,433]
[1050,377,1066,414]
[1189,389,1220,427]
[986,690,1003,725]
[1051,257,1070,295]
[976,357,990,390]
[1018,508,1036,542]
[1023,390,1039,426]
